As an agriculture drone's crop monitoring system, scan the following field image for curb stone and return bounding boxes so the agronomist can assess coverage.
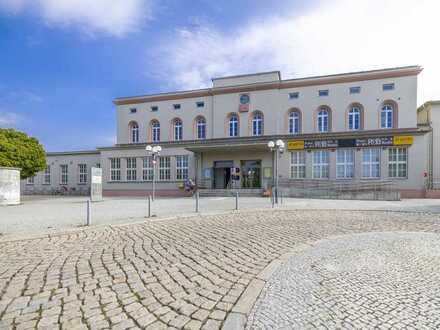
[222,242,314,330]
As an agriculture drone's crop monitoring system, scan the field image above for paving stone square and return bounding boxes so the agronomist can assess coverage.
[0,209,439,329]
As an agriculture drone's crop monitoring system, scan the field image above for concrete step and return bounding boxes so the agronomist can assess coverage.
[198,189,264,197]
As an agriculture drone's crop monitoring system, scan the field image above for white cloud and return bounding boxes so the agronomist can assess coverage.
[0,112,20,126]
[0,0,152,37]
[154,0,440,104]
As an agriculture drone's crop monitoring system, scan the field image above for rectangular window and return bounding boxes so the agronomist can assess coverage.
[110,158,121,181]
[383,83,395,91]
[388,148,407,178]
[288,92,299,99]
[318,89,329,97]
[362,149,380,178]
[349,86,361,94]
[142,157,154,181]
[173,104,181,110]
[336,149,354,179]
[196,101,205,108]
[290,151,306,179]
[151,106,158,112]
[129,108,137,113]
[44,165,51,184]
[159,156,171,181]
[126,157,137,181]
[60,164,68,185]
[78,164,87,184]
[176,155,189,180]
[26,176,35,185]
[312,150,329,179]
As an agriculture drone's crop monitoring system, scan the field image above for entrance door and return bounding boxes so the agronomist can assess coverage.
[213,161,233,189]
[241,160,261,188]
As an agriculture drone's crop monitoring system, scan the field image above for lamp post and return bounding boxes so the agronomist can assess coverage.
[267,139,285,204]
[146,145,162,201]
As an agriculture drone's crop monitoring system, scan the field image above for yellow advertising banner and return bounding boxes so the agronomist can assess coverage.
[287,140,305,150]
[393,136,413,146]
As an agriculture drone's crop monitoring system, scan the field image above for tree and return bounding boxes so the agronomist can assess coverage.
[0,128,46,179]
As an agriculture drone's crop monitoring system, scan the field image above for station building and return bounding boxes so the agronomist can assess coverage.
[22,66,440,198]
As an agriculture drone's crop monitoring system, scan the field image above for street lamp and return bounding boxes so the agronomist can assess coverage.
[146,145,161,201]
[268,139,285,204]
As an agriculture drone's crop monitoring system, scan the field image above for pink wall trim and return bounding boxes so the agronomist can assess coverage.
[400,189,440,199]
[102,188,440,199]
[103,189,191,197]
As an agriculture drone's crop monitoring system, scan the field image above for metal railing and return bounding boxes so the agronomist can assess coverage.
[279,179,400,201]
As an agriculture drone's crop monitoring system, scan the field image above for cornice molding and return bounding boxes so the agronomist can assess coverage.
[113,66,423,106]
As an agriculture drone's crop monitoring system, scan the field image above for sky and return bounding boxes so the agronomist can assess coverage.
[0,0,439,151]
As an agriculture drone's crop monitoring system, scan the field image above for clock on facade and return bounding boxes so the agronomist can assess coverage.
[239,94,250,104]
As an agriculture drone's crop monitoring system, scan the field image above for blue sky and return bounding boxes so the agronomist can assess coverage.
[0,0,439,151]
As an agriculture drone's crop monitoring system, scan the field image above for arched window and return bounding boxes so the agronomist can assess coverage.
[129,122,139,143]
[348,106,361,130]
[229,114,239,137]
[381,104,394,128]
[173,119,183,141]
[151,120,160,142]
[289,110,300,134]
[317,108,329,133]
[196,117,206,139]
[252,112,263,136]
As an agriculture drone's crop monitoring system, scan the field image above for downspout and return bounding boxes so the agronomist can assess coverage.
[429,119,434,189]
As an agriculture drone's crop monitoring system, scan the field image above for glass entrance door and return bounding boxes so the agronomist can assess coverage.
[240,160,261,188]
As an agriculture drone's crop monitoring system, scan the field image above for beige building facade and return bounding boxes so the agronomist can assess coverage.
[22,66,440,198]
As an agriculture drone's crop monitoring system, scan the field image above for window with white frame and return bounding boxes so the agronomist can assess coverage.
[380,104,394,128]
[44,165,51,184]
[312,150,329,178]
[383,83,395,91]
[289,111,300,134]
[110,158,121,181]
[152,121,160,142]
[78,164,87,184]
[176,155,189,180]
[336,149,354,179]
[349,86,361,94]
[289,92,299,99]
[130,122,139,143]
[159,156,171,181]
[142,157,153,181]
[26,176,35,185]
[60,164,68,185]
[362,149,380,178]
[252,112,263,136]
[229,115,239,137]
[196,117,206,139]
[290,151,306,179]
[126,157,137,181]
[388,148,407,178]
[174,119,183,141]
[348,106,361,130]
[317,108,329,132]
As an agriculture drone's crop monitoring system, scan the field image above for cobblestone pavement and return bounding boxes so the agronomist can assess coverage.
[0,210,439,330]
[246,232,440,329]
